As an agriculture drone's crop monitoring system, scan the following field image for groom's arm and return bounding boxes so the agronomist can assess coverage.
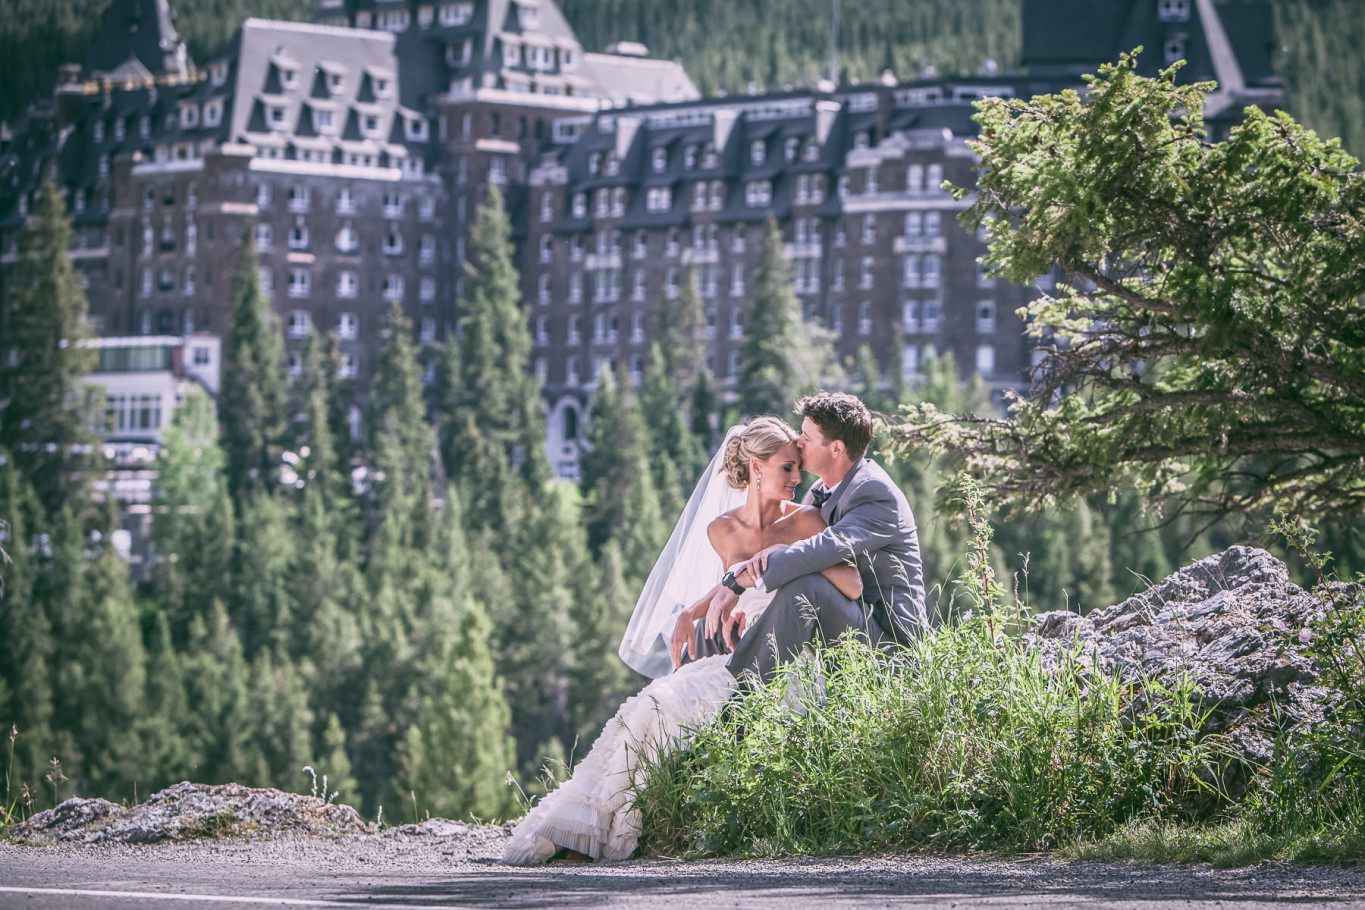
[758,489,901,592]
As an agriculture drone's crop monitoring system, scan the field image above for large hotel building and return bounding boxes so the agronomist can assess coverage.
[0,0,1280,479]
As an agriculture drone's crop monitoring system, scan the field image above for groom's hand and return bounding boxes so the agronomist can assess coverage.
[705,586,739,641]
[740,544,785,585]
[722,609,747,651]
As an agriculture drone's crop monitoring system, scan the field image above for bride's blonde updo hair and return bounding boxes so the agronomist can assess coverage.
[721,417,798,491]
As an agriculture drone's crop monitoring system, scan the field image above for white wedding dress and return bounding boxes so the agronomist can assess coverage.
[502,583,774,864]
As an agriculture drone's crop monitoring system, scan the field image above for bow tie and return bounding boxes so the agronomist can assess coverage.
[811,486,832,507]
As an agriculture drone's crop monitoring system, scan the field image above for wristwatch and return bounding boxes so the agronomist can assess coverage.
[720,570,746,596]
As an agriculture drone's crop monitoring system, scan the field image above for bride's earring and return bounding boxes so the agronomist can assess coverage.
[756,472,762,493]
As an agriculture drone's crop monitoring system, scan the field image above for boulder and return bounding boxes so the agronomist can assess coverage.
[13,781,370,845]
[1026,545,1336,770]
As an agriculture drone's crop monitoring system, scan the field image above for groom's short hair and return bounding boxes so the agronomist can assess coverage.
[795,392,873,459]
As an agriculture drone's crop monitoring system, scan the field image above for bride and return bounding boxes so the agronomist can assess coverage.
[503,417,862,864]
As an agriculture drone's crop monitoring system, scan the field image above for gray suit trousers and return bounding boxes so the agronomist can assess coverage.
[726,574,885,684]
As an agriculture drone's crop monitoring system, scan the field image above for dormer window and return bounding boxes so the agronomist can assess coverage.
[503,42,521,66]
[328,72,343,93]
[853,130,870,149]
[750,139,766,166]
[684,144,698,170]
[363,114,380,134]
[210,62,228,86]
[785,137,799,163]
[1157,0,1190,21]
[375,78,390,96]
[588,152,601,175]
[139,116,151,138]
[804,139,820,161]
[417,5,433,28]
[281,68,297,89]
[93,121,105,142]
[1164,35,1187,64]
[315,109,334,131]
[408,118,426,138]
[605,152,620,176]
[572,192,586,218]
[270,106,287,127]
[702,142,717,168]
[561,49,575,69]
[651,147,667,172]
[438,2,473,26]
[519,3,538,27]
[378,10,409,31]
[204,100,223,127]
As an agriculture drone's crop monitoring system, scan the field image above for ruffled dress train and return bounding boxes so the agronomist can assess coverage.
[501,654,738,864]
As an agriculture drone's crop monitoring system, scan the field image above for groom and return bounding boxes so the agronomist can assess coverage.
[716,391,927,683]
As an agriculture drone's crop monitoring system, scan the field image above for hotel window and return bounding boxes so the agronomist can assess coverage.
[1158,0,1190,22]
[729,309,743,340]
[975,345,996,375]
[926,164,943,192]
[539,235,553,263]
[925,212,942,238]
[665,267,679,299]
[183,266,195,296]
[572,193,586,218]
[862,214,876,244]
[709,180,724,210]
[865,166,879,194]
[538,273,551,304]
[924,255,941,288]
[595,188,609,217]
[907,164,923,193]
[541,192,553,222]
[858,300,872,335]
[338,312,358,339]
[568,315,582,343]
[419,234,435,263]
[185,221,197,253]
[976,300,997,334]
[420,317,436,342]
[684,144,698,170]
[692,182,707,211]
[804,139,820,162]
[288,310,312,338]
[785,137,800,163]
[750,139,766,166]
[419,196,435,221]
[288,268,311,298]
[901,344,919,377]
[902,301,920,332]
[420,277,436,302]
[383,275,405,301]
[634,231,648,258]
[335,222,358,252]
[336,188,356,213]
[860,257,874,289]
[923,302,941,331]
[255,223,273,250]
[569,272,582,303]
[588,152,601,176]
[566,357,580,386]
[288,185,311,212]
[652,147,667,173]
[632,269,646,301]
[904,212,922,237]
[339,353,357,379]
[730,263,745,297]
[256,183,272,208]
[903,255,920,288]
[631,311,645,342]
[744,181,772,207]
[337,271,358,298]
[288,223,309,250]
[612,187,626,216]
[535,316,549,345]
[258,267,274,295]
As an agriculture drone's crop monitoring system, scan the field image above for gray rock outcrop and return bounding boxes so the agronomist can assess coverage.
[13,781,371,845]
[1026,545,1337,772]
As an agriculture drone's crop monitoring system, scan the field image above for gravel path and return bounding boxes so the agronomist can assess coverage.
[2,828,1364,909]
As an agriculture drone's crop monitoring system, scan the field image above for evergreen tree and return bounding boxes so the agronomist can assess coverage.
[568,542,642,747]
[181,599,268,785]
[737,217,821,419]
[394,597,517,821]
[439,186,549,533]
[0,181,100,520]
[247,647,317,788]
[689,370,719,456]
[221,225,287,501]
[229,492,296,658]
[656,264,708,394]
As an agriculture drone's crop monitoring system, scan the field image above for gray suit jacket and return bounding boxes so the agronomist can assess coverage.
[761,458,928,643]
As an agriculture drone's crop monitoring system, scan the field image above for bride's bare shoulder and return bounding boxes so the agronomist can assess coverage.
[783,503,827,531]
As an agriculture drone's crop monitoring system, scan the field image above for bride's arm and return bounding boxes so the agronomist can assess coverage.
[819,562,863,600]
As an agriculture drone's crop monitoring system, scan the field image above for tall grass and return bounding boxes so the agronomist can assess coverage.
[634,621,1225,857]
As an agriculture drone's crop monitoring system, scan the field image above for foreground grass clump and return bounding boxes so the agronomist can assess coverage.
[634,617,1225,858]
